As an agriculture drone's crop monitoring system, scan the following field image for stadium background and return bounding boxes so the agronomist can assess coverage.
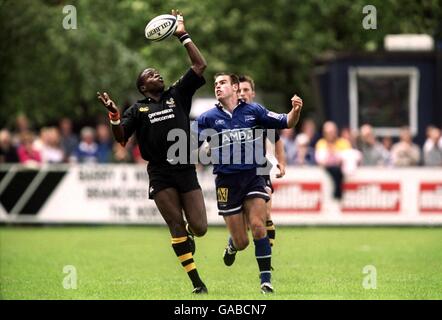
[1,0,442,300]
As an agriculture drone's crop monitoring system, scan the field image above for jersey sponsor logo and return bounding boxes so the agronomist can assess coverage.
[150,114,175,123]
[148,108,175,123]
[217,188,228,202]
[166,97,176,108]
[267,111,283,120]
[139,106,150,112]
[221,128,254,144]
[244,115,256,122]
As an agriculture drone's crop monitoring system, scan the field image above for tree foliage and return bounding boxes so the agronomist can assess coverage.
[1,0,440,128]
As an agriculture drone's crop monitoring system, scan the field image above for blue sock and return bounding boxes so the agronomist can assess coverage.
[254,236,272,284]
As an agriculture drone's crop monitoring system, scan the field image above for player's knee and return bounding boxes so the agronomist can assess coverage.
[249,222,266,239]
[191,221,207,237]
[233,237,249,250]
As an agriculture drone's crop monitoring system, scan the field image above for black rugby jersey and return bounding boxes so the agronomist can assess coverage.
[121,68,205,167]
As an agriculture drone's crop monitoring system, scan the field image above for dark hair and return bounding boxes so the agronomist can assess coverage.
[136,68,156,95]
[136,70,146,95]
[214,72,240,86]
[238,75,255,91]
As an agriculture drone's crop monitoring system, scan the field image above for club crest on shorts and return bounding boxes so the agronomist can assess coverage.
[217,188,229,202]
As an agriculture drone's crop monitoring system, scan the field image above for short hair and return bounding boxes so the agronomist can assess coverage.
[136,70,146,94]
[136,68,155,95]
[81,126,95,139]
[238,75,255,91]
[214,72,239,86]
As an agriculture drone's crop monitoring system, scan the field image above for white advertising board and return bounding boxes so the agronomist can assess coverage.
[0,165,441,225]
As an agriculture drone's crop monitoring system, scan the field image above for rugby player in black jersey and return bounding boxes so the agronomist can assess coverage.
[97,10,208,294]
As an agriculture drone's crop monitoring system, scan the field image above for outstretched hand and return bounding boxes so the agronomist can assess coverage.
[97,92,118,114]
[276,163,286,179]
[291,94,303,114]
[171,9,186,37]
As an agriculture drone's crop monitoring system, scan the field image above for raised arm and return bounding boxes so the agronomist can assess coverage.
[287,94,303,128]
[172,10,207,77]
[96,92,126,147]
[275,139,286,178]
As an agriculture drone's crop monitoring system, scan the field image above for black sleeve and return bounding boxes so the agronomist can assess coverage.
[120,104,138,141]
[174,68,206,98]
[172,68,206,114]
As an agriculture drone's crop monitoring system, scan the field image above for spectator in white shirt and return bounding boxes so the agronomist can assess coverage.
[423,125,442,166]
[391,126,421,166]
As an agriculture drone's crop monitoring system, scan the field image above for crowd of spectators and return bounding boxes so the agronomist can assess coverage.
[1,115,441,170]
[279,119,442,168]
[278,119,442,200]
[0,115,146,165]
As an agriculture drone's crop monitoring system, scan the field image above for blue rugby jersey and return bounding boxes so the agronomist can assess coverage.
[196,100,288,174]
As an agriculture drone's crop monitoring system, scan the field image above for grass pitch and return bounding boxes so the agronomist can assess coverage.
[1,226,441,300]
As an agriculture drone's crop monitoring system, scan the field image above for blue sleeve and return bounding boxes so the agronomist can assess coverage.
[254,104,288,129]
[196,114,209,148]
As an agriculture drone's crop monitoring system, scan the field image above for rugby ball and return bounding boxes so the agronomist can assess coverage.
[145,14,177,41]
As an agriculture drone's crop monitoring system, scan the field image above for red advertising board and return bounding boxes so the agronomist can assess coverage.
[272,181,321,213]
[419,182,442,214]
[342,182,400,213]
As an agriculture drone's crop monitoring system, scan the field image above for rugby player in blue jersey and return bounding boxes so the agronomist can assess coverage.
[239,75,286,248]
[197,73,302,293]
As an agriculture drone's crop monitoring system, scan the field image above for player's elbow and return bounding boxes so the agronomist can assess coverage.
[287,114,299,128]
[193,61,207,76]
[287,119,294,128]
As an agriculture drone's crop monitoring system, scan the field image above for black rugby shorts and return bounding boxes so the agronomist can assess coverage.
[147,165,201,199]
